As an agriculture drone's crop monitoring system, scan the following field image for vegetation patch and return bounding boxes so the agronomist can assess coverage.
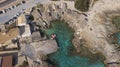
[112,16,120,30]
[28,14,34,21]
[36,4,43,8]
[75,0,90,12]
[18,61,28,67]
[94,0,99,2]
[111,16,120,46]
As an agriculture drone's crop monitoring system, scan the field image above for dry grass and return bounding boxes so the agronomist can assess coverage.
[0,28,18,44]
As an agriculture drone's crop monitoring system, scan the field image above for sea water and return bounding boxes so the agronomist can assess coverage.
[44,20,105,67]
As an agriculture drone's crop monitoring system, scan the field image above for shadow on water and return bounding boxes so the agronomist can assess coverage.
[43,20,105,67]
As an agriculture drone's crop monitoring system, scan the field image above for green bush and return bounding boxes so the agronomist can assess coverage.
[75,0,90,12]
[112,16,120,30]
[36,4,43,8]
[18,61,28,67]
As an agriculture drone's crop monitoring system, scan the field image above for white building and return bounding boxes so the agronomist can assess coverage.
[17,14,31,38]
[17,14,27,26]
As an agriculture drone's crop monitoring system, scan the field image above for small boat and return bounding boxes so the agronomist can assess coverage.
[50,34,56,39]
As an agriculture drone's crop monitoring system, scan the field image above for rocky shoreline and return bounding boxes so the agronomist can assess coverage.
[31,1,120,67]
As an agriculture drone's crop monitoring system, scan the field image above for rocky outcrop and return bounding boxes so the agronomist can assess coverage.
[20,39,58,67]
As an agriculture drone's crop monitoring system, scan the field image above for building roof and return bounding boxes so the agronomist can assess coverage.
[17,14,27,26]
[0,27,18,44]
[2,55,13,67]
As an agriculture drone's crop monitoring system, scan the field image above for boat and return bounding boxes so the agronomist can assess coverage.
[50,33,56,39]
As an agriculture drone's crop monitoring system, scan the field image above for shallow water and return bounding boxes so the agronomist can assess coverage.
[114,32,120,45]
[44,20,105,67]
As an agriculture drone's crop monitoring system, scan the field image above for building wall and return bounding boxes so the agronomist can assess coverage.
[0,25,6,33]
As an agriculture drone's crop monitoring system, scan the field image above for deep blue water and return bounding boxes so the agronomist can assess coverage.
[44,20,105,67]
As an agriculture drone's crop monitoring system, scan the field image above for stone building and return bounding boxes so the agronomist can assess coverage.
[0,25,6,33]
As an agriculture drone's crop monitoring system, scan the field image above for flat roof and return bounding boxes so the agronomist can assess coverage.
[17,14,26,26]
[2,55,12,67]
[0,27,18,44]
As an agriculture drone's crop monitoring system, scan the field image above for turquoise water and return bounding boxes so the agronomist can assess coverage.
[44,20,105,67]
[114,32,120,45]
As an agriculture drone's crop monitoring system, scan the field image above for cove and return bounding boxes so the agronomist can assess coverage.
[44,20,105,67]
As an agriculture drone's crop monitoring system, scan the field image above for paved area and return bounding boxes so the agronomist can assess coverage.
[0,0,49,24]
